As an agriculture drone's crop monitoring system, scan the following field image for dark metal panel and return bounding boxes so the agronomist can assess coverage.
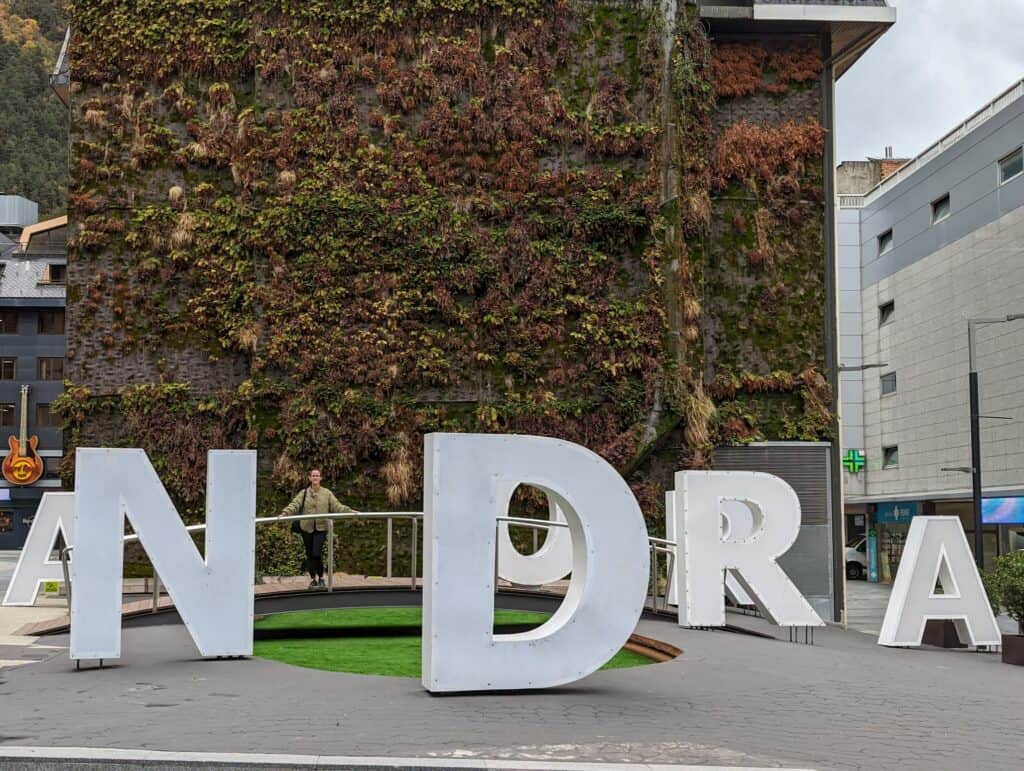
[715,444,831,525]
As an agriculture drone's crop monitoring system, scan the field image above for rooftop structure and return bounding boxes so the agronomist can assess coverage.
[50,27,70,107]
[0,196,40,237]
[698,0,895,77]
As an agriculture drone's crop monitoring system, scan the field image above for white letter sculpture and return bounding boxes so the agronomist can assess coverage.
[71,448,256,661]
[674,471,823,628]
[422,433,649,692]
[497,495,572,586]
[3,492,75,606]
[665,491,753,608]
[878,516,1001,648]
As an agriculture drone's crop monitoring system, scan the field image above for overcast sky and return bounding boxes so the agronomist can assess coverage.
[836,0,1024,163]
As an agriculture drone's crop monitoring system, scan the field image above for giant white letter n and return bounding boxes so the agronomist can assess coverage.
[71,448,256,661]
[422,433,650,693]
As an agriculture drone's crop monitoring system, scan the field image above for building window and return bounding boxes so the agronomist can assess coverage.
[43,264,67,284]
[38,309,65,335]
[879,300,895,326]
[0,404,14,428]
[877,229,894,255]
[35,404,61,428]
[0,309,18,334]
[44,456,62,480]
[880,372,897,396]
[999,147,1023,184]
[0,358,15,380]
[931,193,951,223]
[882,445,899,469]
[36,357,63,381]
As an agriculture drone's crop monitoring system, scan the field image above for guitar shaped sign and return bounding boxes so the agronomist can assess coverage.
[2,385,44,486]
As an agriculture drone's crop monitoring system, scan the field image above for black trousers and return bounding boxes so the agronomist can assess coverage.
[300,529,327,579]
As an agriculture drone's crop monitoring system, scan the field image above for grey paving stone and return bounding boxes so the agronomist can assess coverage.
[0,612,1020,771]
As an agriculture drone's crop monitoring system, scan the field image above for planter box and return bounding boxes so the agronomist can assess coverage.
[1002,634,1024,666]
[922,619,966,648]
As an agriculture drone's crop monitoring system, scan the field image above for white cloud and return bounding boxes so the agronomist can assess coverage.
[836,0,1024,162]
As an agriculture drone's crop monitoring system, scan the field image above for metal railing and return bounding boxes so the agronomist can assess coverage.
[57,511,676,614]
[837,194,866,209]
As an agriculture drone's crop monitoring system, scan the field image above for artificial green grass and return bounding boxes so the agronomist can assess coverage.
[254,607,549,631]
[252,607,655,677]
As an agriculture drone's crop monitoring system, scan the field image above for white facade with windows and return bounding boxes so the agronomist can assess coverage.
[838,79,1024,566]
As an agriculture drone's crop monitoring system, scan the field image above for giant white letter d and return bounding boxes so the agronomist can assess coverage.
[71,448,256,661]
[422,433,650,692]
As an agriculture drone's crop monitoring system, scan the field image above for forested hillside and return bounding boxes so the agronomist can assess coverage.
[0,0,67,217]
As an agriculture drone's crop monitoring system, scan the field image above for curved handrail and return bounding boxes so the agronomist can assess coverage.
[57,510,672,613]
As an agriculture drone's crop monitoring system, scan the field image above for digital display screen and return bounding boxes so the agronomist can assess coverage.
[981,497,1024,525]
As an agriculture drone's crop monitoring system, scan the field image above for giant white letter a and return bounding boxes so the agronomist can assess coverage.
[71,448,256,660]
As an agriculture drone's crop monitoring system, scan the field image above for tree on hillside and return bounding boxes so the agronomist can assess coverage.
[0,1,67,217]
[10,0,65,44]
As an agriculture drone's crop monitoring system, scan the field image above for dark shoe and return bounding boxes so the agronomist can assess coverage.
[317,578,327,589]
[308,580,318,590]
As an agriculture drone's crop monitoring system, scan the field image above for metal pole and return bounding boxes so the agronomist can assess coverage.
[969,365,985,570]
[649,544,656,611]
[386,517,393,579]
[152,572,160,613]
[532,527,538,554]
[410,517,418,590]
[327,518,334,592]
[966,315,1024,569]
[60,548,72,611]
[494,522,500,596]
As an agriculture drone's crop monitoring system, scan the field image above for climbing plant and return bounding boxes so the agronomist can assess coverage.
[62,1,833,573]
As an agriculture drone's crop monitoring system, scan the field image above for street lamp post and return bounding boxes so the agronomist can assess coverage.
[967,314,1024,570]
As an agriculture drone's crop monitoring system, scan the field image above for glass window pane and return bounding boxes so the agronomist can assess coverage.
[1000,148,1023,183]
[878,230,893,255]
[38,310,65,335]
[0,310,18,334]
[37,358,63,381]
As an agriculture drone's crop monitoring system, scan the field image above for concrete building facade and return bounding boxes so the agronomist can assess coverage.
[0,213,67,549]
[838,78,1024,580]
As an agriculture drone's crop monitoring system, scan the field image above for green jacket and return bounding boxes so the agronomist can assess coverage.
[282,485,355,533]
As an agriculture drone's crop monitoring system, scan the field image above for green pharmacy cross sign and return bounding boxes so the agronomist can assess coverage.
[843,449,866,474]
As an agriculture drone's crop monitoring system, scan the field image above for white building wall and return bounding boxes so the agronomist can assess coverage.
[837,205,865,498]
[859,206,1024,501]
[840,79,1024,506]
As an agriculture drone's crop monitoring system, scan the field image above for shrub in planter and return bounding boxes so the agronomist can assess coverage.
[985,550,1024,665]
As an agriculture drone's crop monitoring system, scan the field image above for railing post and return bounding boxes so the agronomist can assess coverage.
[386,517,393,579]
[152,571,160,613]
[410,517,418,590]
[327,517,335,592]
[532,527,538,554]
[663,551,675,613]
[649,544,656,611]
[494,522,500,595]
[60,548,72,612]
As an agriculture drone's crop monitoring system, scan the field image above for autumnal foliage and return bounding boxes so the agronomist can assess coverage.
[60,2,833,571]
[711,119,827,191]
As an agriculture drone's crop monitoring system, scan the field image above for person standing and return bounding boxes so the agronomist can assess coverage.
[279,469,356,589]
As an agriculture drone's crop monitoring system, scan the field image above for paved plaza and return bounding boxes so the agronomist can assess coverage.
[1,593,1022,771]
